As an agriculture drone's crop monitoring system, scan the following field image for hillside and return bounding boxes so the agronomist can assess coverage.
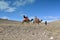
[0,19,20,24]
[0,19,21,27]
[0,19,60,40]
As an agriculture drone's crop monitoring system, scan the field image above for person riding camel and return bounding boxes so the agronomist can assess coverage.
[23,15,29,22]
[34,16,40,23]
[33,16,43,24]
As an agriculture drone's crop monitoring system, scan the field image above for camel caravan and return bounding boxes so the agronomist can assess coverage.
[22,15,47,25]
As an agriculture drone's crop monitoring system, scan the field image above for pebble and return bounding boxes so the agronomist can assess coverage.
[50,36,54,40]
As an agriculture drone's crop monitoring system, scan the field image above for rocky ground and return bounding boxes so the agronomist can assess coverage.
[0,20,60,40]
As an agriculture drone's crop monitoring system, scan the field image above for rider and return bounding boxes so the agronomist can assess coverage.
[23,15,29,22]
[34,16,40,23]
[45,21,47,25]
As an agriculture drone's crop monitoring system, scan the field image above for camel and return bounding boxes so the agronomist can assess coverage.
[33,16,43,24]
[22,15,33,24]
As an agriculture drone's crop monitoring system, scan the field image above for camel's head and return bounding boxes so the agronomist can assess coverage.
[31,19,34,21]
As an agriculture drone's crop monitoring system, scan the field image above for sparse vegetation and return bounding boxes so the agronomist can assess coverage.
[0,19,60,40]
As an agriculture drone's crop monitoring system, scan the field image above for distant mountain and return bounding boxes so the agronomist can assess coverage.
[0,18,20,24]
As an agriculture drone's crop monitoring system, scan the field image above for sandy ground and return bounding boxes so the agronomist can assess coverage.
[0,22,60,40]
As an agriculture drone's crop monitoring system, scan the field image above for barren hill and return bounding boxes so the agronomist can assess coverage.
[0,19,60,40]
[0,19,20,24]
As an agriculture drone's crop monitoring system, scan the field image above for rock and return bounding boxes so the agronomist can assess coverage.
[0,27,4,33]
[50,36,54,40]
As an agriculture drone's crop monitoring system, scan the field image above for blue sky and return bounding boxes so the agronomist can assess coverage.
[0,0,60,22]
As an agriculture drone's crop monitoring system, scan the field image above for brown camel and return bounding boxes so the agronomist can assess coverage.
[22,15,33,24]
[33,16,43,24]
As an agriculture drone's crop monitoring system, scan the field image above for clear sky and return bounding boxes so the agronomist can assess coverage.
[0,0,60,22]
